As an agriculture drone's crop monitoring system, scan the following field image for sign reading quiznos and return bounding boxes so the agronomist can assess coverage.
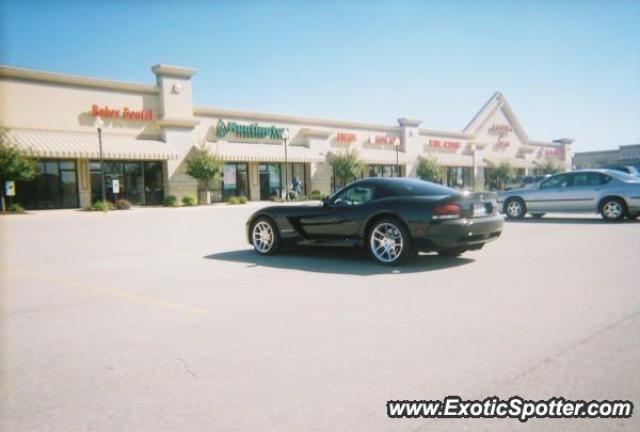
[91,105,154,121]
[216,120,285,140]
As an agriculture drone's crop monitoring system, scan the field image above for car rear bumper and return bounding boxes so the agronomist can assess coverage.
[415,214,504,251]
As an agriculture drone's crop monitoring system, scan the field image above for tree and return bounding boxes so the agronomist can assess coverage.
[538,158,563,174]
[185,145,223,204]
[416,156,442,183]
[329,148,364,189]
[493,161,516,191]
[0,127,39,211]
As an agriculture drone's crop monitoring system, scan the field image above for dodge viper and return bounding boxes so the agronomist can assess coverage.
[246,177,503,265]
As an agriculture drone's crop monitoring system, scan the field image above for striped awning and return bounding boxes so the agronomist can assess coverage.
[211,141,325,163]
[7,129,179,160]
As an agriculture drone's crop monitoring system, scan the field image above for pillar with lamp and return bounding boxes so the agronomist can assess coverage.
[94,115,106,202]
[393,137,401,176]
[282,128,290,201]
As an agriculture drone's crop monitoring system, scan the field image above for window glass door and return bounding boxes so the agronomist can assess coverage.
[259,164,282,200]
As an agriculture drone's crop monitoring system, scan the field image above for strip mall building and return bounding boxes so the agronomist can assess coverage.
[0,64,573,209]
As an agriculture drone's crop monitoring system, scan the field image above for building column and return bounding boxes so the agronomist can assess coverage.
[77,159,91,208]
[397,118,422,178]
[472,144,485,191]
[152,64,200,201]
[248,162,260,200]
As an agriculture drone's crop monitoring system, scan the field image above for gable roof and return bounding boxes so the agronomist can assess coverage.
[463,91,530,143]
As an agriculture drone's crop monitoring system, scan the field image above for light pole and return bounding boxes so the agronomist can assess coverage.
[282,128,290,201]
[94,116,106,202]
[393,137,401,177]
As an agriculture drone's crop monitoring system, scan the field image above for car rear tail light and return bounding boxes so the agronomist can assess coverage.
[433,203,461,220]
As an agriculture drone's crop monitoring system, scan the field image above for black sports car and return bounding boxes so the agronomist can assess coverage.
[246,177,504,265]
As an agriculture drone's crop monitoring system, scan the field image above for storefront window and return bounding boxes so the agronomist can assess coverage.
[15,159,78,209]
[368,164,400,178]
[90,160,165,205]
[259,163,282,200]
[445,167,473,190]
[290,163,307,197]
[223,162,249,200]
[143,162,164,205]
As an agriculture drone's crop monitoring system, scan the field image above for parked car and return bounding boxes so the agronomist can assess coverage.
[247,177,504,265]
[604,165,639,176]
[498,169,640,221]
[505,175,549,191]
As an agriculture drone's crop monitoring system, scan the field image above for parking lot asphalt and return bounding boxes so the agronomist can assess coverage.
[1,204,639,432]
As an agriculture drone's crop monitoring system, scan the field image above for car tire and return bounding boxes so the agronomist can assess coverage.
[250,217,281,255]
[367,217,413,265]
[438,247,467,257]
[504,198,526,219]
[530,213,545,219]
[600,198,626,221]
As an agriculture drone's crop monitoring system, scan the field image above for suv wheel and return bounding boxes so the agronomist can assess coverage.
[600,198,626,221]
[504,198,526,219]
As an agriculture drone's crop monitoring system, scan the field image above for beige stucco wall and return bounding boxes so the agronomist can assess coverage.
[0,79,161,137]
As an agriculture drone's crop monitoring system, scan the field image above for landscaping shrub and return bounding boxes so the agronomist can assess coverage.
[163,195,178,207]
[114,199,132,210]
[310,190,325,200]
[88,200,110,212]
[238,195,248,204]
[228,196,240,205]
[182,195,197,206]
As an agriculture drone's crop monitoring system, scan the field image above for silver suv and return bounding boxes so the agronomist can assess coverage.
[498,169,640,221]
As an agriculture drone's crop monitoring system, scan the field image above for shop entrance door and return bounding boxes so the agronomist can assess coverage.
[259,164,281,200]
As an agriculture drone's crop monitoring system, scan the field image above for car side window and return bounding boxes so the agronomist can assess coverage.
[573,173,590,187]
[540,174,571,189]
[332,185,376,206]
[573,173,611,187]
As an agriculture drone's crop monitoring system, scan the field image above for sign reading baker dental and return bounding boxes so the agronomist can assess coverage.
[216,120,285,140]
[90,105,154,121]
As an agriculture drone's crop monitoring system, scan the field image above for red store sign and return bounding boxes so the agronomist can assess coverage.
[336,132,357,143]
[495,140,511,150]
[91,104,154,121]
[545,148,564,159]
[428,139,461,152]
[372,135,399,145]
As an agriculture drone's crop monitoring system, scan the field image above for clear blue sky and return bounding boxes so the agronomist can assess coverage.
[1,0,638,151]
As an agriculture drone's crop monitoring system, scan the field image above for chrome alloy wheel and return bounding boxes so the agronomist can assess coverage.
[370,223,404,263]
[506,200,523,217]
[252,221,274,253]
[603,200,623,220]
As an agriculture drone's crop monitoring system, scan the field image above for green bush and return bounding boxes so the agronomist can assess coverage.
[88,200,110,212]
[182,195,197,206]
[114,199,132,210]
[310,190,326,200]
[163,195,178,207]
[8,203,25,213]
[228,196,240,205]
[238,195,248,204]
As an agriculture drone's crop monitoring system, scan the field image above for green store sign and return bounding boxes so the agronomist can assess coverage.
[216,120,285,140]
